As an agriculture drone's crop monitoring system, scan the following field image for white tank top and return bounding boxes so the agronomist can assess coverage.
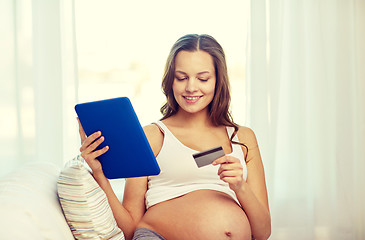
[145,121,247,209]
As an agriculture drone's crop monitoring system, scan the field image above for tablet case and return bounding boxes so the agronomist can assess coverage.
[75,97,160,179]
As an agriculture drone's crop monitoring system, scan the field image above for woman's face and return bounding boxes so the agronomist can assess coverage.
[172,50,216,115]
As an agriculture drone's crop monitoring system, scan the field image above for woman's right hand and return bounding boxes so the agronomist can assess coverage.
[77,118,109,176]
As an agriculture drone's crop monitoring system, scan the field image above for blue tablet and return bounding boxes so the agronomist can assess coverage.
[75,97,160,179]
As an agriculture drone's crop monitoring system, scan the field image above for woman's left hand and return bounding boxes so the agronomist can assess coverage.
[212,155,245,192]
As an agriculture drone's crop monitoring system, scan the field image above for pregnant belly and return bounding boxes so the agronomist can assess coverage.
[137,190,251,240]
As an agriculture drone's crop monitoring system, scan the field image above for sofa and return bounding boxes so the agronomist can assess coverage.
[0,161,125,240]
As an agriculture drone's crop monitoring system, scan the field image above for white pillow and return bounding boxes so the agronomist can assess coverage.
[57,156,125,240]
[0,161,74,240]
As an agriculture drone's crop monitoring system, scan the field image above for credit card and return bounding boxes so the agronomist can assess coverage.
[193,146,225,168]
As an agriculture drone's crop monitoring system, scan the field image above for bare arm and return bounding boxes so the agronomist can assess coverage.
[120,124,164,237]
[213,126,271,240]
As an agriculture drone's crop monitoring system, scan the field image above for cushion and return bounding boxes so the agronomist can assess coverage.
[0,161,74,240]
[57,156,125,240]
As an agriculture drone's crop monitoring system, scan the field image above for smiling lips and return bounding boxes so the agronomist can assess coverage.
[183,96,202,103]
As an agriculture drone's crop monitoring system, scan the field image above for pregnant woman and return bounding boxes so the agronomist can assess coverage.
[78,34,271,240]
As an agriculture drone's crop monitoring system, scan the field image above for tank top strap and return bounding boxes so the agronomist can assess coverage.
[153,121,171,136]
[226,126,246,163]
[226,126,239,142]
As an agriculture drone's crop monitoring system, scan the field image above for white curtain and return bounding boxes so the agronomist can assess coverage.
[0,0,79,177]
[248,0,365,239]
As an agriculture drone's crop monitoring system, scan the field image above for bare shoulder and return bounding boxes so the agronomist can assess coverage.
[143,124,164,157]
[236,125,259,150]
[143,123,161,136]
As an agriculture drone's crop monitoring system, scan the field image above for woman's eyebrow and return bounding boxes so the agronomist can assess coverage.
[175,70,211,75]
[197,71,210,75]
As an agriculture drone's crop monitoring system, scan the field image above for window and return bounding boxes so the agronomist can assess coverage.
[75,0,249,125]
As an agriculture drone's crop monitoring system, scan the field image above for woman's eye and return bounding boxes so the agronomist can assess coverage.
[177,77,188,81]
[199,78,209,82]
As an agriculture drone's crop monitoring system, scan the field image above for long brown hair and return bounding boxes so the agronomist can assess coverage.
[160,34,248,155]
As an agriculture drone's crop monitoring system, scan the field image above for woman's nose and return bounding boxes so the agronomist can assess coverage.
[185,79,198,92]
